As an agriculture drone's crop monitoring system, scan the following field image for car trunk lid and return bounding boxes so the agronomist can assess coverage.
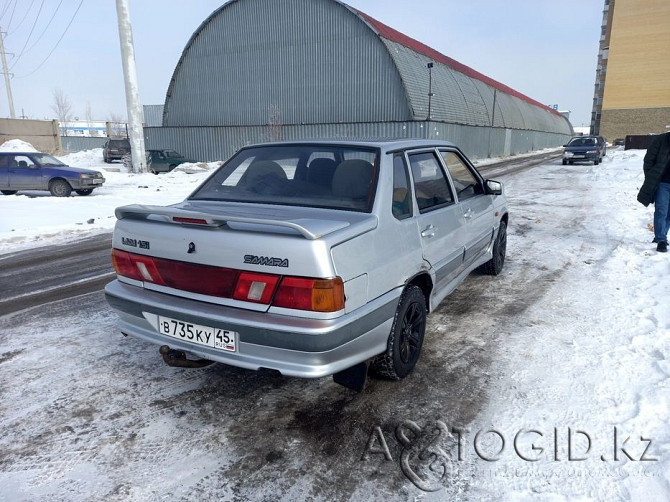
[112,202,377,312]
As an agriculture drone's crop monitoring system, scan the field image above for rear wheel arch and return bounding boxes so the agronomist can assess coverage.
[406,272,432,313]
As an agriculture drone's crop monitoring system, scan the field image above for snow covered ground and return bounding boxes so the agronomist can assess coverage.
[0,140,220,254]
[456,148,670,500]
[0,143,668,501]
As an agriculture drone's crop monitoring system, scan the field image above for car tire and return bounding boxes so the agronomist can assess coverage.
[1,190,17,195]
[594,158,599,165]
[370,285,427,380]
[49,179,72,197]
[562,159,567,165]
[75,189,93,196]
[568,160,574,165]
[480,220,507,276]
[168,164,178,172]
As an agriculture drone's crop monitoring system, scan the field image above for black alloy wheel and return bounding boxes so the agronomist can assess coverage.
[371,285,427,380]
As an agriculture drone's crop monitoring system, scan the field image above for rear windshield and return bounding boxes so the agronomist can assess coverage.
[190,145,379,212]
[109,140,130,147]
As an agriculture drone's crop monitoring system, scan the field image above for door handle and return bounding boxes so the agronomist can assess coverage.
[421,224,436,238]
[463,209,473,219]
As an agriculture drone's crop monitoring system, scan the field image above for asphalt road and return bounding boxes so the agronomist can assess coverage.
[0,150,560,317]
[0,234,115,316]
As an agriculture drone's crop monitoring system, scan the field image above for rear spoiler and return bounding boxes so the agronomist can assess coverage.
[115,204,350,240]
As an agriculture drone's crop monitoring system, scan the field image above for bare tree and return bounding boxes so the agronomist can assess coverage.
[85,101,95,136]
[51,88,73,136]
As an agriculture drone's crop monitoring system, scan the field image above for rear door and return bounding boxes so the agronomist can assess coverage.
[0,155,9,189]
[407,150,465,290]
[439,149,494,266]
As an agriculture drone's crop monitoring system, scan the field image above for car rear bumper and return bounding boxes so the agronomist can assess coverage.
[104,279,399,378]
[105,152,127,160]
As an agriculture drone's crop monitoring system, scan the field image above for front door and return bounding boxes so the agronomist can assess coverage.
[439,150,494,266]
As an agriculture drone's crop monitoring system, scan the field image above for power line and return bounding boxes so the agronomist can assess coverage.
[25,0,63,55]
[0,1,15,21]
[15,0,83,78]
[2,0,18,33]
[8,0,34,36]
[9,0,43,69]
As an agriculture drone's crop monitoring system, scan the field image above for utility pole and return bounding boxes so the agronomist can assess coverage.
[115,0,146,173]
[0,26,16,118]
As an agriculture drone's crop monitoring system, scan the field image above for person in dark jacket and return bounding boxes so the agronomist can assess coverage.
[637,132,670,252]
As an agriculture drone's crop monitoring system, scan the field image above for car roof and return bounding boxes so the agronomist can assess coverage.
[0,151,42,155]
[238,138,457,153]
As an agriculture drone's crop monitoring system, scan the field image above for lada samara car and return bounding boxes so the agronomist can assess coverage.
[105,140,508,390]
[562,136,606,165]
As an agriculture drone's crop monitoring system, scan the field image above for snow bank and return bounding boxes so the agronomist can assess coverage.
[0,139,39,152]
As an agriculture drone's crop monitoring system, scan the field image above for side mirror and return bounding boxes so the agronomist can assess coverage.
[562,144,568,147]
[485,179,503,195]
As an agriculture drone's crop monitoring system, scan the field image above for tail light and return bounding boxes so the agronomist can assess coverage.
[112,249,345,312]
[233,272,279,304]
[273,277,344,312]
[111,249,144,282]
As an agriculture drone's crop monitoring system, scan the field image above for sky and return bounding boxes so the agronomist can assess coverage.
[0,0,603,127]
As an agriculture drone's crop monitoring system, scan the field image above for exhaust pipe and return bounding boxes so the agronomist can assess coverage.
[159,345,214,369]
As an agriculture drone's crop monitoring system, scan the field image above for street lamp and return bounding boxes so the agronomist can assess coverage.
[427,62,434,121]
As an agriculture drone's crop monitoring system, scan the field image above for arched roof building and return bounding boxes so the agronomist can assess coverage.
[147,0,572,160]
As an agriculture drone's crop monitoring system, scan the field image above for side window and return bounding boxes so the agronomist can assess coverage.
[440,151,483,201]
[14,155,35,168]
[392,155,412,220]
[408,152,454,213]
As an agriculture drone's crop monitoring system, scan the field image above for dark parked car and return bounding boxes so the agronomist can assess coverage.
[562,136,606,165]
[147,149,195,173]
[103,138,131,163]
[0,151,105,197]
[613,138,625,146]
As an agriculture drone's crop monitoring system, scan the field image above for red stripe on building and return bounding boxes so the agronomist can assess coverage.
[354,8,562,117]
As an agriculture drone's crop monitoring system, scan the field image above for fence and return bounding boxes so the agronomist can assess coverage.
[144,122,572,163]
[0,119,61,153]
[59,136,109,153]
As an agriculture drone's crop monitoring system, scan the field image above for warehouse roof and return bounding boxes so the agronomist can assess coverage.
[353,8,563,118]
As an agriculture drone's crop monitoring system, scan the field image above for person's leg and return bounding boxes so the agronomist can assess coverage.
[653,183,670,243]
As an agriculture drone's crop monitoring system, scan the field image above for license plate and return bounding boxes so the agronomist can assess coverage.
[157,316,237,352]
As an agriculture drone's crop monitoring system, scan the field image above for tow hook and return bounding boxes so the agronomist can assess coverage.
[159,345,214,369]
